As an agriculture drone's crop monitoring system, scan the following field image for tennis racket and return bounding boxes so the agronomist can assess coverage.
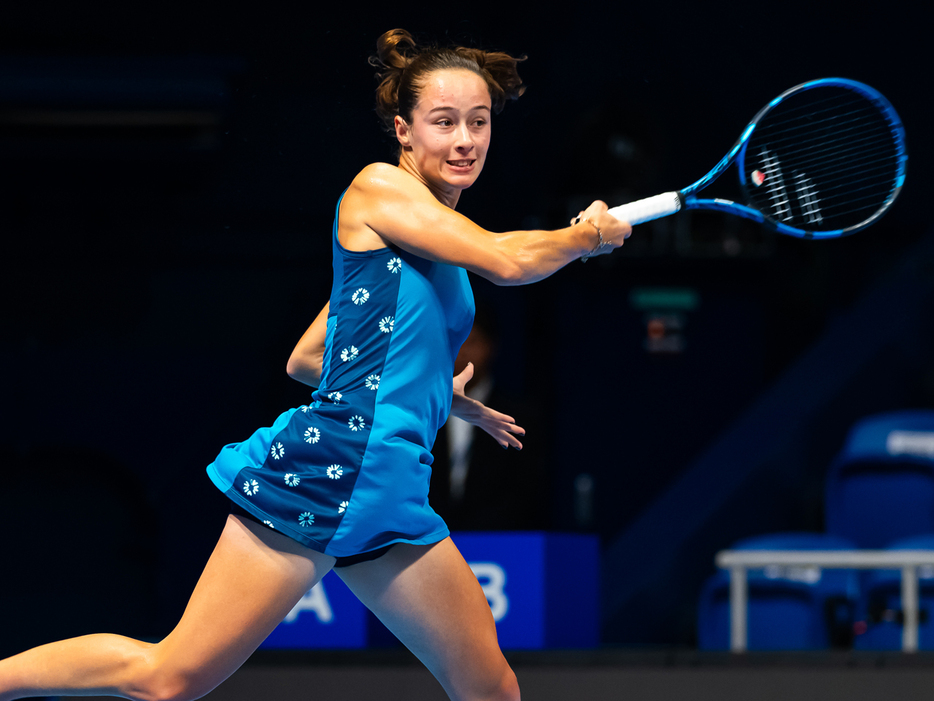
[607,78,907,239]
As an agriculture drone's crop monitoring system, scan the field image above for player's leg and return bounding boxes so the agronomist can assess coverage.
[336,537,519,701]
[0,515,334,701]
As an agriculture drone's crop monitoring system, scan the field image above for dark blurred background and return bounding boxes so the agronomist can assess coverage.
[2,0,932,654]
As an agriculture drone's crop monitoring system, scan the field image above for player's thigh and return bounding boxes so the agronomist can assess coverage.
[145,515,334,699]
[336,537,518,701]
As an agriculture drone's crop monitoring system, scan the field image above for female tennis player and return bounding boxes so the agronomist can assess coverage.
[0,29,630,701]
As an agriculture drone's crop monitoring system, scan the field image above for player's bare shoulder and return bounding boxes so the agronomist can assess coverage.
[339,164,410,252]
[343,164,397,224]
[356,161,400,182]
[350,162,422,201]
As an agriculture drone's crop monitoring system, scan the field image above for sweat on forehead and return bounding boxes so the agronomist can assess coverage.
[399,56,489,121]
[413,70,492,111]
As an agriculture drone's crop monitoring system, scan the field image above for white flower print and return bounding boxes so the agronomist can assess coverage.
[349,415,366,432]
[299,512,315,527]
[270,442,285,460]
[300,405,311,413]
[340,346,359,362]
[365,374,380,391]
[263,520,275,529]
[387,257,402,274]
[338,501,348,514]
[304,427,321,444]
[352,288,370,306]
[328,391,342,404]
[378,316,394,334]
[284,473,300,487]
[327,464,343,480]
[243,479,259,496]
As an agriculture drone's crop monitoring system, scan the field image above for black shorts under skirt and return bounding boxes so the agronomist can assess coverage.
[229,501,395,568]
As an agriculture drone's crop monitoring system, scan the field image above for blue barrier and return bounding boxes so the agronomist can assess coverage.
[452,532,599,649]
[261,570,368,649]
[260,532,600,650]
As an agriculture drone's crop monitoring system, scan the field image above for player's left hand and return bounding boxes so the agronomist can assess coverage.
[451,363,525,450]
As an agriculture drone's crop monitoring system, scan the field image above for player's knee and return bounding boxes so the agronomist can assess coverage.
[477,664,520,701]
[129,653,213,701]
[451,660,519,701]
[496,666,520,701]
[135,672,207,701]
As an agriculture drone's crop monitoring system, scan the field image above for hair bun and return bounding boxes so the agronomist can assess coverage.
[371,28,416,71]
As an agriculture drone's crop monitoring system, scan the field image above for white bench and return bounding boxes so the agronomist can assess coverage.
[715,550,934,652]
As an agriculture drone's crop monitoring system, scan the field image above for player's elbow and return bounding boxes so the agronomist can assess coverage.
[285,355,302,380]
[287,353,322,386]
[486,256,526,287]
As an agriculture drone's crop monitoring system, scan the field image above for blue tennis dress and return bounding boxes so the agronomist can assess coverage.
[206,195,475,556]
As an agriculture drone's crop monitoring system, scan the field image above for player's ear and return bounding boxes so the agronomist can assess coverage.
[394,115,413,151]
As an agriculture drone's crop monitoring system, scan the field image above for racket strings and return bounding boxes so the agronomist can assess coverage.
[756,99,895,154]
[758,115,892,154]
[817,183,898,216]
[787,137,898,172]
[788,151,900,196]
[753,165,896,225]
[744,87,902,231]
[753,148,897,222]
[754,94,873,131]
[801,158,901,194]
[823,198,896,221]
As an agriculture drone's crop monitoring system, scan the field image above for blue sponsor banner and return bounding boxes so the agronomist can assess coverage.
[260,570,368,649]
[260,532,599,650]
[451,532,600,649]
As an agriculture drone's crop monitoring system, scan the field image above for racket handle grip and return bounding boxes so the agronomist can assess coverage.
[607,192,682,226]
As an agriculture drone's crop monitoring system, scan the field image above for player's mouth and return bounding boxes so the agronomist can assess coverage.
[447,159,476,169]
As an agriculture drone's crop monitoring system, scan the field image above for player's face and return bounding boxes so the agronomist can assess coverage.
[395,69,492,207]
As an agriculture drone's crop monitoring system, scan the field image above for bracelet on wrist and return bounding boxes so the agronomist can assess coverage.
[574,216,607,262]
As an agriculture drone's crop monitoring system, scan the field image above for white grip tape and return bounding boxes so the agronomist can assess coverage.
[607,192,681,226]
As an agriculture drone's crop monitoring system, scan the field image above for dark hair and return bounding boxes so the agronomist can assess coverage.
[369,29,526,134]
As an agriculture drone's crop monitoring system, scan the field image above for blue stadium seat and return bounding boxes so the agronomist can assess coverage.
[853,533,934,650]
[825,410,934,548]
[697,533,859,650]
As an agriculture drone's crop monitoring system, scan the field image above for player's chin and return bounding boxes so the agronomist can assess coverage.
[447,163,485,188]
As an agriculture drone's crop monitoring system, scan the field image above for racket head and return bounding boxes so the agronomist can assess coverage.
[735,78,907,239]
